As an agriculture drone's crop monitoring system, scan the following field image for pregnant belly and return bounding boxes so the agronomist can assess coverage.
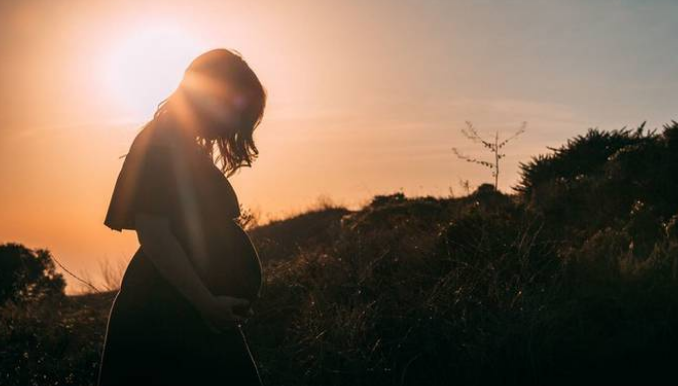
[198,220,263,303]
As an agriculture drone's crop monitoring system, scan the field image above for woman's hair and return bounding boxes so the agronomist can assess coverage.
[144,48,267,178]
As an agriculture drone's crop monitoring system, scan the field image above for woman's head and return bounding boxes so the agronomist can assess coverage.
[153,48,267,177]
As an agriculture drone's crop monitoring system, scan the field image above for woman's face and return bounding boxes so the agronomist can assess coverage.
[189,86,247,140]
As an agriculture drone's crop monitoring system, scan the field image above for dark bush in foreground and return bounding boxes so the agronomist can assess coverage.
[0,292,114,385]
[0,242,65,305]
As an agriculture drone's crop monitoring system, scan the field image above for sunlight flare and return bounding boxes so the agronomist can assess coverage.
[102,25,203,118]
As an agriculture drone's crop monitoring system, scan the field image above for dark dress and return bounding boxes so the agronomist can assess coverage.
[98,118,264,386]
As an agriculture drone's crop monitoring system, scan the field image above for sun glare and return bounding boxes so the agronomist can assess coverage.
[103,25,203,119]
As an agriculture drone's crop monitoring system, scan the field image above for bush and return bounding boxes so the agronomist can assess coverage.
[0,243,65,305]
[516,121,678,249]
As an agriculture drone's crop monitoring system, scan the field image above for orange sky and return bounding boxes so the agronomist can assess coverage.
[1,0,677,292]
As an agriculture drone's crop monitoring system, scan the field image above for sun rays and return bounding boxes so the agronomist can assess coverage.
[102,25,204,119]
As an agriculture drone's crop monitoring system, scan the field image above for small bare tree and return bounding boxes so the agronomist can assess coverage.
[451,121,527,190]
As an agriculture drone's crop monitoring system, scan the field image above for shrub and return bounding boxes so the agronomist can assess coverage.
[0,242,65,305]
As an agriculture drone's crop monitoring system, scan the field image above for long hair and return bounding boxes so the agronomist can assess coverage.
[140,48,267,178]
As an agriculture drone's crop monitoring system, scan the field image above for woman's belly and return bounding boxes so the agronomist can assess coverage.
[191,219,263,303]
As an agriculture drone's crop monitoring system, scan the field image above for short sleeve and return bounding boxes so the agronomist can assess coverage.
[104,143,179,232]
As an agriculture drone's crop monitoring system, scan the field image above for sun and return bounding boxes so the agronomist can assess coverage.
[103,25,204,119]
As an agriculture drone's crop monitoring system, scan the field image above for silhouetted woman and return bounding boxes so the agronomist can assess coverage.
[98,48,267,385]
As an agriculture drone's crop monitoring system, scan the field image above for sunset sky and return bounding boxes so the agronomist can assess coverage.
[1,0,677,291]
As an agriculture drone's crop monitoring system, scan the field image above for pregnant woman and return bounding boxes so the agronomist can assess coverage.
[98,48,267,385]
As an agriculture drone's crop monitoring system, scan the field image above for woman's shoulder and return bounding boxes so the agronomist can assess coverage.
[127,121,192,166]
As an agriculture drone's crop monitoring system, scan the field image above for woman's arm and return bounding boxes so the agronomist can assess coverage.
[134,212,249,331]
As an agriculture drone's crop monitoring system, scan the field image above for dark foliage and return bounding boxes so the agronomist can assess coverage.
[516,121,678,247]
[0,292,114,385]
[0,242,66,305]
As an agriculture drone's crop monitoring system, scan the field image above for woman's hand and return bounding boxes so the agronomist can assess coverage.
[198,295,251,333]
